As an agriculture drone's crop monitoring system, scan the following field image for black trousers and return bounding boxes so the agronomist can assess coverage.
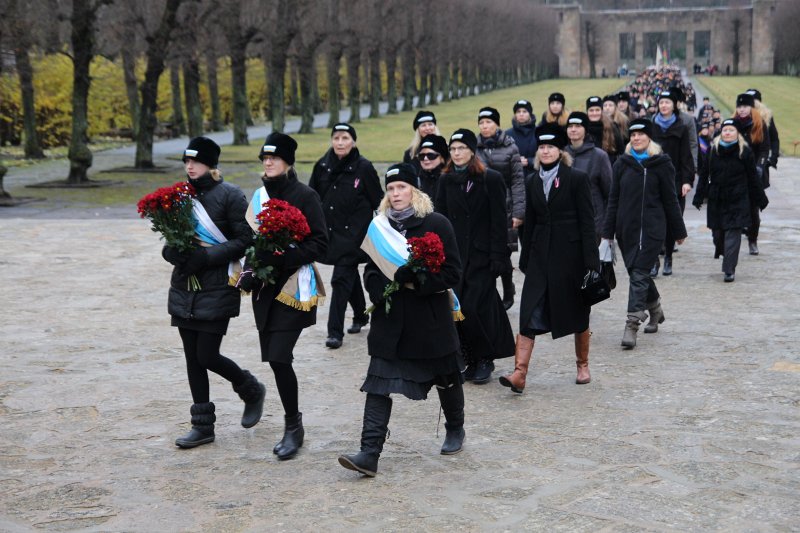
[745,202,761,243]
[179,328,245,404]
[627,267,660,313]
[327,264,366,340]
[665,194,686,259]
[713,228,743,275]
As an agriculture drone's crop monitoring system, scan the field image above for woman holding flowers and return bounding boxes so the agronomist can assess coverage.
[237,132,328,460]
[338,163,465,477]
[158,137,266,449]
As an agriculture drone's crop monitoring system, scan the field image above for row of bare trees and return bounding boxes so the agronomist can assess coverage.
[0,0,558,187]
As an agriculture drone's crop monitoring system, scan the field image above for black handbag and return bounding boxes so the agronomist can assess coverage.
[599,261,616,290]
[581,269,611,306]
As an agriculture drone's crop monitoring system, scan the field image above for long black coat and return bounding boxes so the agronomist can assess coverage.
[248,173,328,332]
[734,116,771,189]
[602,153,687,270]
[650,115,696,189]
[363,213,462,360]
[566,140,612,239]
[167,175,250,322]
[519,164,600,339]
[435,167,515,360]
[693,142,767,230]
[418,164,444,204]
[309,147,382,265]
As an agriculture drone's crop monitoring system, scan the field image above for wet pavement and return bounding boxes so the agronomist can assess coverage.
[0,159,798,532]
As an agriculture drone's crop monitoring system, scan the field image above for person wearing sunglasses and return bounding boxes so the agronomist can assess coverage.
[403,110,441,174]
[415,134,449,203]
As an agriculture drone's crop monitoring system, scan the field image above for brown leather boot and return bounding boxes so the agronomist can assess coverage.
[498,335,535,393]
[574,329,591,384]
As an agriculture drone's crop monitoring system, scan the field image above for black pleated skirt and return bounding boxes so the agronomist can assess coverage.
[360,351,465,401]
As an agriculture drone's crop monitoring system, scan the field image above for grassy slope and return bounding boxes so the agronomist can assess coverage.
[693,75,800,157]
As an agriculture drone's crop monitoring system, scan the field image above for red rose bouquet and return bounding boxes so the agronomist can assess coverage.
[245,198,311,284]
[369,231,446,314]
[137,181,201,290]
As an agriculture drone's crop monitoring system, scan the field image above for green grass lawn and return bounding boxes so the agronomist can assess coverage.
[693,75,800,157]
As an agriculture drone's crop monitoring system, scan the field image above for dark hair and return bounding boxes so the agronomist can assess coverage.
[443,154,486,176]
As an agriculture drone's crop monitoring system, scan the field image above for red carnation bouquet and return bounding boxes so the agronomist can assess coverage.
[245,198,311,284]
[137,181,201,290]
[369,231,446,314]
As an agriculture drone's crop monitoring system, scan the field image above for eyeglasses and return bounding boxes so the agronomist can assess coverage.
[418,152,440,161]
[449,146,470,153]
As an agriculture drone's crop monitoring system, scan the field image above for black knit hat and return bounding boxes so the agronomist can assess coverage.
[721,118,744,135]
[737,93,755,107]
[384,163,420,189]
[628,118,654,138]
[746,88,762,101]
[413,110,437,130]
[477,107,500,127]
[669,86,686,103]
[258,132,298,165]
[657,90,678,105]
[535,123,568,150]
[586,96,602,110]
[183,137,220,168]
[419,134,449,161]
[602,94,618,105]
[513,99,533,115]
[566,111,589,128]
[449,129,478,153]
[549,92,565,104]
[617,91,630,101]
[331,122,357,141]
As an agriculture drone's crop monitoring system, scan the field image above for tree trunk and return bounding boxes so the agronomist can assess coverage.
[732,19,741,75]
[418,58,428,108]
[311,61,323,113]
[267,50,288,133]
[440,62,451,103]
[386,49,398,114]
[205,52,223,131]
[135,0,183,169]
[0,164,9,201]
[183,59,203,138]
[121,39,140,139]
[169,63,186,137]
[346,49,360,123]
[298,50,316,134]
[428,64,437,106]
[288,61,300,115]
[368,48,380,118]
[401,42,415,111]
[14,46,44,158]
[67,0,95,184]
[229,45,249,145]
[326,47,342,127]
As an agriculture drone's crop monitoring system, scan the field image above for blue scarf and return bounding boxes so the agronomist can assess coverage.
[654,113,677,131]
[719,139,737,148]
[631,149,650,164]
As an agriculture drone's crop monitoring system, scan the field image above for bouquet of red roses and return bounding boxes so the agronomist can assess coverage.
[245,198,311,285]
[137,181,201,290]
[369,231,446,315]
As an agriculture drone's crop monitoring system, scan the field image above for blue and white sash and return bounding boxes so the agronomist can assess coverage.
[245,186,325,311]
[191,200,244,286]
[361,214,464,321]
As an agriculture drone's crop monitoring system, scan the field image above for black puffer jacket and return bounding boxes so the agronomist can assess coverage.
[565,140,612,239]
[309,147,382,265]
[476,130,525,220]
[167,174,251,321]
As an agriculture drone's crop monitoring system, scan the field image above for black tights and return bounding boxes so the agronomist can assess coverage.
[179,328,245,404]
[269,362,299,417]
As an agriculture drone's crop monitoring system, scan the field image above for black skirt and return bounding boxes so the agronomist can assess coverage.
[360,351,465,401]
[171,316,229,335]
[258,328,303,364]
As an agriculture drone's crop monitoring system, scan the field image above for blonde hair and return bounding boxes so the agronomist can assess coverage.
[406,125,442,158]
[210,168,222,181]
[711,133,747,157]
[545,107,571,127]
[533,150,573,170]
[754,100,772,126]
[625,139,663,156]
[378,187,434,218]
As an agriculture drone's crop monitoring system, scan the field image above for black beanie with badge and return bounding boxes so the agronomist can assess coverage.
[449,129,478,154]
[535,123,568,150]
[513,99,533,115]
[183,137,221,168]
[746,88,762,101]
[258,132,298,165]
[419,134,449,161]
[586,96,602,110]
[413,110,437,130]
[628,118,654,138]
[384,163,420,189]
[331,122,357,141]
[567,111,590,128]
[549,92,566,105]
[657,90,678,106]
[478,106,501,126]
[736,93,755,108]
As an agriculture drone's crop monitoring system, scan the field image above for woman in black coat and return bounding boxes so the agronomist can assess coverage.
[506,99,537,173]
[499,124,599,393]
[649,90,695,277]
[435,129,515,385]
[733,92,771,256]
[602,119,687,350]
[162,137,266,449]
[403,110,441,173]
[237,133,328,460]
[309,123,383,349]
[416,134,449,203]
[338,163,465,477]
[693,120,767,282]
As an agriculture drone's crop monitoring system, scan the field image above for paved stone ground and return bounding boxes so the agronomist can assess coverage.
[1,159,799,532]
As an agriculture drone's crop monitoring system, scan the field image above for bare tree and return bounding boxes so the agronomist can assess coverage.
[293,0,327,133]
[261,0,296,133]
[325,0,344,127]
[7,0,44,158]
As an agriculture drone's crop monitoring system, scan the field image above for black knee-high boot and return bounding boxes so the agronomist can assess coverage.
[338,394,392,477]
[437,384,465,455]
[232,370,266,428]
[501,271,515,310]
[175,402,216,449]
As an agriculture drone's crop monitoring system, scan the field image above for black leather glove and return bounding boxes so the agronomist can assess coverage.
[490,259,510,277]
[692,199,702,210]
[255,249,287,267]
[236,270,260,292]
[162,246,187,266]
[393,265,416,285]
[181,248,208,275]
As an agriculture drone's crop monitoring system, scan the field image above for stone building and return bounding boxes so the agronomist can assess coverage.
[553,0,776,76]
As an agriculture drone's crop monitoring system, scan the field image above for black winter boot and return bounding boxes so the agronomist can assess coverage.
[175,402,215,449]
[275,412,304,460]
[437,384,465,455]
[501,271,516,310]
[338,394,392,477]
[232,370,266,428]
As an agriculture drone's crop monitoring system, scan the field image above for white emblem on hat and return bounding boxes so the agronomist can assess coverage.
[451,133,464,140]
[568,118,582,124]
[540,134,556,141]
[630,124,645,130]
[417,115,434,123]
[386,168,400,177]
[335,124,350,130]
[517,100,528,105]
[184,149,198,157]
[263,144,276,152]
[421,141,433,148]
[479,110,493,117]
